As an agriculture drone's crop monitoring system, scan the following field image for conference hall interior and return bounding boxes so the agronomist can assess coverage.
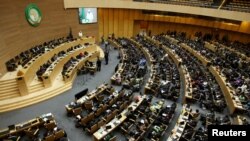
[0,0,250,141]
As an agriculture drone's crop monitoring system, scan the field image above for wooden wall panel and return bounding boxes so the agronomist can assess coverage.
[108,9,114,35]
[98,8,250,44]
[148,22,154,35]
[118,9,124,37]
[98,8,104,40]
[103,9,109,38]
[128,10,134,37]
[0,0,98,76]
[134,10,140,20]
[133,21,140,36]
[113,9,119,38]
[123,9,129,37]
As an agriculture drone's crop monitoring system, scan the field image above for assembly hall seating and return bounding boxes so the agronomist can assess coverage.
[5,37,73,72]
[110,38,147,91]
[160,32,249,115]
[154,34,227,112]
[135,0,250,13]
[134,0,215,8]
[134,35,181,101]
[0,113,68,141]
[222,0,250,13]
[186,34,249,114]
[0,36,101,113]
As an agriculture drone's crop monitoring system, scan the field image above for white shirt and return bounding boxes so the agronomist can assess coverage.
[78,31,83,38]
[86,11,94,23]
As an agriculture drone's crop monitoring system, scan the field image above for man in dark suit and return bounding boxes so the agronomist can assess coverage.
[105,51,109,65]
[97,57,102,71]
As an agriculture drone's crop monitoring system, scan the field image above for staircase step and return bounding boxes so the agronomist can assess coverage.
[0,88,19,95]
[0,79,16,84]
[0,82,72,112]
[0,94,19,101]
[0,85,18,91]
[29,83,44,88]
[29,86,45,93]
[0,82,18,88]
[0,92,19,98]
[28,82,44,93]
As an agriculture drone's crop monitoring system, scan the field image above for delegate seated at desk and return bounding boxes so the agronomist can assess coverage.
[85,60,93,67]
[114,73,122,84]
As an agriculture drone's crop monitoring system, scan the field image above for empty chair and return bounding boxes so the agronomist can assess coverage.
[87,112,95,122]
[44,134,55,141]
[105,113,113,123]
[72,107,82,116]
[24,128,39,139]
[45,122,56,131]
[102,104,108,111]
[111,110,118,119]
[84,101,93,110]
[54,130,65,140]
[86,124,98,134]
[97,119,105,128]
[80,116,89,126]
[96,95,105,102]
[119,103,126,112]
[108,99,115,106]
[95,107,103,117]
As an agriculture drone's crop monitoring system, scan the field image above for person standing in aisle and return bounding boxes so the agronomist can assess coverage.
[96,57,102,71]
[105,51,109,65]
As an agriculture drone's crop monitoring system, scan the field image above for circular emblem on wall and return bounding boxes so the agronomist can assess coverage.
[25,4,42,27]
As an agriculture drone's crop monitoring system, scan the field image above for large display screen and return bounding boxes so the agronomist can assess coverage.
[79,8,97,24]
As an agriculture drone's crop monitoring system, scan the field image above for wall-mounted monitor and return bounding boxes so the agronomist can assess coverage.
[79,8,97,24]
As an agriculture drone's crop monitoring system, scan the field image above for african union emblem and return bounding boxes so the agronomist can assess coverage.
[25,4,42,27]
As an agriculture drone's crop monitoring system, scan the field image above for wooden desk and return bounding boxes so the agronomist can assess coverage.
[65,84,108,114]
[144,64,156,92]
[209,66,244,114]
[108,39,127,61]
[204,41,216,52]
[164,36,244,114]
[127,38,154,65]
[164,47,192,102]
[108,39,122,49]
[0,113,55,139]
[165,35,179,45]
[93,95,146,141]
[180,43,210,66]
[63,50,100,83]
[16,37,95,95]
[148,36,191,103]
[233,115,246,125]
[212,41,250,62]
[182,66,193,100]
[42,44,98,87]
[167,104,191,141]
[110,63,124,85]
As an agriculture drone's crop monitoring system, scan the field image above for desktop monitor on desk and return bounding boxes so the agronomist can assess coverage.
[128,107,133,111]
[117,114,122,119]
[105,125,112,130]
[75,88,88,100]
[8,125,15,130]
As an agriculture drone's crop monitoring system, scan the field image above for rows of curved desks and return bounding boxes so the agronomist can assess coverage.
[16,37,96,95]
[165,35,244,114]
[146,36,193,103]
